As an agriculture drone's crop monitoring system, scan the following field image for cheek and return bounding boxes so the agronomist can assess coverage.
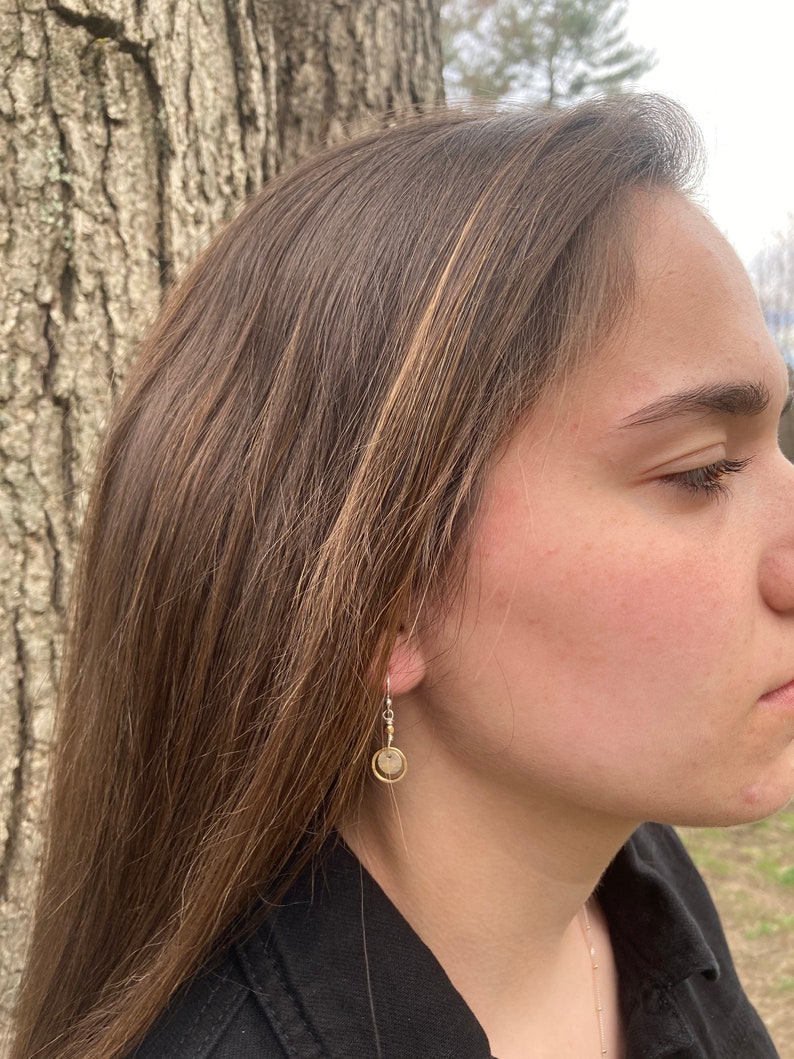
[560,550,729,664]
[472,500,752,718]
[423,482,793,825]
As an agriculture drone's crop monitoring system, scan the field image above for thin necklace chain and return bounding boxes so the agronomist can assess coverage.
[580,900,608,1057]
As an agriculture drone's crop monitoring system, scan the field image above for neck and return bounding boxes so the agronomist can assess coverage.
[342,744,635,1056]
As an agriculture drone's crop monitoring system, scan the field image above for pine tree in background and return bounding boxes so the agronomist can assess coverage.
[443,0,654,105]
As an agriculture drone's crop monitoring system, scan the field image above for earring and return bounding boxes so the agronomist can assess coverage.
[371,675,407,783]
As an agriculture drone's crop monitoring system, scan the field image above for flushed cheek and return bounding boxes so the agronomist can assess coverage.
[464,475,761,763]
[480,528,752,725]
[578,556,734,664]
[437,527,790,824]
[523,505,726,617]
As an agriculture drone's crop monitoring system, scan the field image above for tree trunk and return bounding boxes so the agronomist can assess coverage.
[0,0,443,1023]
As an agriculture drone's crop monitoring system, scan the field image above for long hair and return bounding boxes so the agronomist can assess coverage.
[11,96,700,1059]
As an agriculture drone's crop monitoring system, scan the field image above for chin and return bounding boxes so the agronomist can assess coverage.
[662,787,794,829]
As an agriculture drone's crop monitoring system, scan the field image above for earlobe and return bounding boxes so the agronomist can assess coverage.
[386,629,428,696]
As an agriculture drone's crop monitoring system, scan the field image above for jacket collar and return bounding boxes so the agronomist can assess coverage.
[239,835,491,1058]
[599,824,721,1055]
[237,825,722,1059]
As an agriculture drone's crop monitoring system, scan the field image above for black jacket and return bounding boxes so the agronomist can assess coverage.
[131,824,779,1058]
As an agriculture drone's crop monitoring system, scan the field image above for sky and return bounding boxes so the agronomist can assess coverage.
[625,0,794,265]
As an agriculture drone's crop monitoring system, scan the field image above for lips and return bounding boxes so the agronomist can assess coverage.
[759,677,794,707]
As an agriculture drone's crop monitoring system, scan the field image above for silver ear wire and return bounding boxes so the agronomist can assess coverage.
[371,674,407,783]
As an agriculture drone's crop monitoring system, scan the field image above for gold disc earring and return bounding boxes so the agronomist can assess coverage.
[371,675,407,783]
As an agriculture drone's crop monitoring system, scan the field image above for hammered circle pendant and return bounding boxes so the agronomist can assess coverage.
[371,745,407,783]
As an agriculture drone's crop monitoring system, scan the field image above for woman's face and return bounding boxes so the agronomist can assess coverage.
[411,192,794,827]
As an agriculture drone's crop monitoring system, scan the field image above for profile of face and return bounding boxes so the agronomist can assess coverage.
[395,192,794,829]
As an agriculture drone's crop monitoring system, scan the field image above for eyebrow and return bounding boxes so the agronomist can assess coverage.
[618,381,791,429]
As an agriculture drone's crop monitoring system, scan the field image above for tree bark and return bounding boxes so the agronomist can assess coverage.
[0,0,443,1023]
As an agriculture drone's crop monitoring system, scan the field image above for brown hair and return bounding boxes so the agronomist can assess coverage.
[11,95,700,1059]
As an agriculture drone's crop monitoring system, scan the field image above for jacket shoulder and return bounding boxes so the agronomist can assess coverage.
[129,948,287,1059]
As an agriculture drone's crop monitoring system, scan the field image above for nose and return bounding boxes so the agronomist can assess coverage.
[759,454,794,613]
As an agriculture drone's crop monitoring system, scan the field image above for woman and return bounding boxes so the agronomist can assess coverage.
[10,96,792,1059]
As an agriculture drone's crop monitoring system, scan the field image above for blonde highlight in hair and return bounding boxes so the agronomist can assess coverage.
[12,95,702,1059]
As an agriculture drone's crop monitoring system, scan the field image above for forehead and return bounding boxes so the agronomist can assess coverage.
[555,192,786,427]
[631,192,758,340]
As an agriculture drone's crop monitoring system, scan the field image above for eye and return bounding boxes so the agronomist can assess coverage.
[660,457,753,498]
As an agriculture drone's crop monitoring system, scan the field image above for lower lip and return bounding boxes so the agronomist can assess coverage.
[759,679,794,712]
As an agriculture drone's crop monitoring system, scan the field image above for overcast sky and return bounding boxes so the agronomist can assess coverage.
[625,0,794,265]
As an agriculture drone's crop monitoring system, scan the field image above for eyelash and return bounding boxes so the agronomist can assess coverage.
[662,457,753,498]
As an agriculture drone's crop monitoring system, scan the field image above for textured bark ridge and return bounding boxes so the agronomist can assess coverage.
[0,0,443,1021]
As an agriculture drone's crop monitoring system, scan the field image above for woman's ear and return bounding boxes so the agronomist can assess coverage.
[385,627,428,696]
